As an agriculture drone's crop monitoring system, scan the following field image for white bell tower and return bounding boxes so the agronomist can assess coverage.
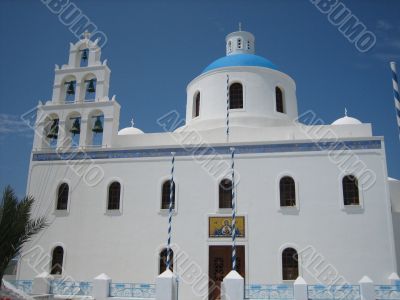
[32,31,120,151]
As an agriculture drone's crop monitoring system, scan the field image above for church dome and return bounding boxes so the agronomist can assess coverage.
[202,54,277,74]
[332,116,362,125]
[118,120,144,135]
[118,127,144,135]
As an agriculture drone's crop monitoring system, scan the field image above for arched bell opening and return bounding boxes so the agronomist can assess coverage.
[87,110,104,147]
[61,75,77,103]
[83,73,97,102]
[66,112,81,148]
[80,47,89,67]
[43,114,60,149]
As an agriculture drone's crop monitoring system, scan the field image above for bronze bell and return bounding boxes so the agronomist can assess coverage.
[81,49,88,61]
[70,118,80,135]
[66,81,75,95]
[86,79,96,93]
[92,116,103,133]
[46,119,59,139]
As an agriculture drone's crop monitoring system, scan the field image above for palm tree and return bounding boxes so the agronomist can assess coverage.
[0,185,47,286]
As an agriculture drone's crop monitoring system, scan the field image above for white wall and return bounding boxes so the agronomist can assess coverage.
[18,143,396,300]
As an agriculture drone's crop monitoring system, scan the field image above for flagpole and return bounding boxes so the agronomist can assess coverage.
[166,152,175,271]
[230,146,236,271]
[390,62,400,140]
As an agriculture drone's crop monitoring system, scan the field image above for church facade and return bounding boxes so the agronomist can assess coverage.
[16,29,400,300]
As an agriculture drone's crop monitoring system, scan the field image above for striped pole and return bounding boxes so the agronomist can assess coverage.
[390,62,400,139]
[166,152,175,270]
[226,74,230,138]
[230,146,237,271]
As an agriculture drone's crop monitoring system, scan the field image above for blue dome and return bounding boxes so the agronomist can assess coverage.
[202,54,278,74]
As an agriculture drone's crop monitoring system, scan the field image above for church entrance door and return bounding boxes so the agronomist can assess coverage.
[208,245,245,300]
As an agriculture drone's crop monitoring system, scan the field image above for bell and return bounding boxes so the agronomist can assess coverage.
[66,81,75,95]
[69,118,80,135]
[92,116,103,133]
[86,79,96,93]
[81,49,88,61]
[46,120,59,139]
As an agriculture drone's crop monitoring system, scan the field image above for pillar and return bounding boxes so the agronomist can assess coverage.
[92,273,111,300]
[221,270,244,300]
[156,269,177,300]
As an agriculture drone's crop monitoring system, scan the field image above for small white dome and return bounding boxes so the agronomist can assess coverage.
[118,127,144,135]
[332,116,362,125]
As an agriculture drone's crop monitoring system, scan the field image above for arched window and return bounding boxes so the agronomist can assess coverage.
[161,180,175,209]
[219,179,232,209]
[193,92,200,118]
[228,41,232,53]
[229,83,243,109]
[282,248,298,280]
[276,87,284,113]
[343,175,359,205]
[280,177,296,207]
[108,182,121,210]
[247,40,251,50]
[50,246,64,275]
[159,248,174,274]
[56,183,69,210]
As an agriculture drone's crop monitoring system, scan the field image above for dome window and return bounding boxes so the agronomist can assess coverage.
[193,92,200,118]
[275,87,285,113]
[229,83,243,109]
[228,41,232,53]
[237,38,242,49]
[247,40,251,50]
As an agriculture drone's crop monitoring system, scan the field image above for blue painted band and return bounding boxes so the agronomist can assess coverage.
[32,140,382,162]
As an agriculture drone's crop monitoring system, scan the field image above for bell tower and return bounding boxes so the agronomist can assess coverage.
[33,31,120,151]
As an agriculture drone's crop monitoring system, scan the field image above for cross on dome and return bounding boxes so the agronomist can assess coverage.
[239,22,242,31]
[130,118,135,127]
[345,108,348,117]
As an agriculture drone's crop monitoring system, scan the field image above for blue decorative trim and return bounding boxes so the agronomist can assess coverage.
[8,280,33,294]
[375,285,400,300]
[32,140,381,162]
[50,280,92,296]
[109,282,155,298]
[307,284,361,300]
[245,284,294,299]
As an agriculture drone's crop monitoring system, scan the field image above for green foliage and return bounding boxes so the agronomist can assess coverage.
[0,185,47,285]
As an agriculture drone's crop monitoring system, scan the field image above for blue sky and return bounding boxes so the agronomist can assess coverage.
[0,0,399,197]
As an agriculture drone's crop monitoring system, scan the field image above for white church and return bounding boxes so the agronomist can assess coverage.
[12,28,400,300]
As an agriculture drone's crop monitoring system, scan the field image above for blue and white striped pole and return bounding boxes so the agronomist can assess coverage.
[230,147,237,271]
[226,74,230,138]
[390,62,400,139]
[166,152,175,271]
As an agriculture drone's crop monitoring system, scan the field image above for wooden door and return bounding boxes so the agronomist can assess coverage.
[208,246,245,300]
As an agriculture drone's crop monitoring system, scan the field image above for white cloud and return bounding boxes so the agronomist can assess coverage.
[0,113,32,135]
